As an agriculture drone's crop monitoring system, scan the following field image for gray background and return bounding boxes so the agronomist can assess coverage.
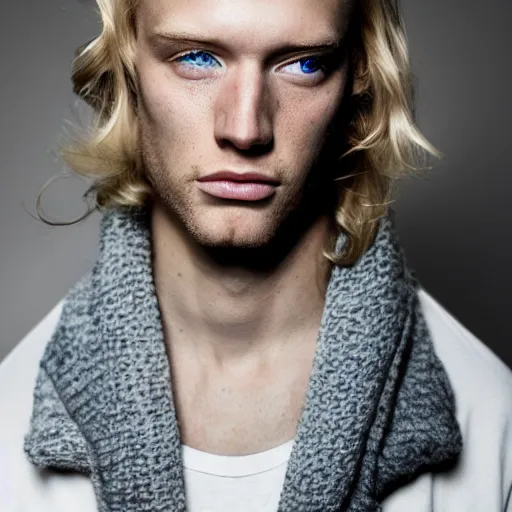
[0,0,510,368]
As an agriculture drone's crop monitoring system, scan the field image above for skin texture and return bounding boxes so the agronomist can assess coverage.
[133,0,355,374]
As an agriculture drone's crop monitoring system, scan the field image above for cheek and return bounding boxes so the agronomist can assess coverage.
[278,92,343,161]
[138,68,207,139]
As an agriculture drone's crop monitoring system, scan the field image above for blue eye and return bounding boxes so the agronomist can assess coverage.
[176,51,220,68]
[280,56,326,78]
[299,57,324,74]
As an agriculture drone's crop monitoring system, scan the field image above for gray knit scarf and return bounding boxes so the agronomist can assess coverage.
[24,203,462,512]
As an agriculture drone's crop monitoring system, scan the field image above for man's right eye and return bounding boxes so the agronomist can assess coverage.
[174,50,222,68]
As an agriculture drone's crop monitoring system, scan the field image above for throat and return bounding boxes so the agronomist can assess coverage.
[168,335,317,456]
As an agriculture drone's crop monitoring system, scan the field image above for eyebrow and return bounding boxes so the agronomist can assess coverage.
[148,30,343,57]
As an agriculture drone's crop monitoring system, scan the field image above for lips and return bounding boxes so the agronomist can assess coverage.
[196,171,280,201]
[197,171,280,184]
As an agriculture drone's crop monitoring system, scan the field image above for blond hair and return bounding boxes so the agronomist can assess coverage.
[38,0,441,266]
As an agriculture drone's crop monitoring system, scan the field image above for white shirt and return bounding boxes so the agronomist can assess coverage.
[182,439,294,512]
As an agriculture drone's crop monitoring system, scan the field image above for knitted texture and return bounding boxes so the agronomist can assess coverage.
[24,204,462,512]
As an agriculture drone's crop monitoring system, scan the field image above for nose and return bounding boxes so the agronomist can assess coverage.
[214,62,273,152]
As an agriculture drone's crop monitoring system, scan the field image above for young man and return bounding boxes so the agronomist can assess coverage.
[1,0,511,510]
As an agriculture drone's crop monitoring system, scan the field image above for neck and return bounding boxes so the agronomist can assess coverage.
[151,197,334,371]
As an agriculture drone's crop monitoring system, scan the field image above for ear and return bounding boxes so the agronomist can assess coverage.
[346,52,368,97]
[351,75,366,96]
[350,65,368,97]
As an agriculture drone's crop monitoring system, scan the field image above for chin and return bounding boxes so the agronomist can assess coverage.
[188,219,276,250]
[174,202,273,245]
[153,183,306,252]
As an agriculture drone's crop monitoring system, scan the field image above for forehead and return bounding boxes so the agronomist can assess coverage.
[136,0,352,50]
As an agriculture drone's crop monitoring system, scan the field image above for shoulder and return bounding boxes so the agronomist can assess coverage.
[418,287,512,415]
[387,287,512,511]
[0,298,64,418]
[0,299,96,512]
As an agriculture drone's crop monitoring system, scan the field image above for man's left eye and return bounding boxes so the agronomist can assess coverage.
[281,57,326,76]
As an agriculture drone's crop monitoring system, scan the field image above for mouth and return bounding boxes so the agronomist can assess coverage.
[196,171,280,201]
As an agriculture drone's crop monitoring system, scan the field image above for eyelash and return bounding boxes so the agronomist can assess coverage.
[172,50,331,77]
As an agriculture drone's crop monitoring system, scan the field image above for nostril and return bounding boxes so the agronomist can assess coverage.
[218,136,274,156]
[245,140,274,157]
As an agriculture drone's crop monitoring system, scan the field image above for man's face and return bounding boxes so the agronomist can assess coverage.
[134,0,352,249]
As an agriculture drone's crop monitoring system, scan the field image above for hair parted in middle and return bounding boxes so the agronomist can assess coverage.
[40,0,441,267]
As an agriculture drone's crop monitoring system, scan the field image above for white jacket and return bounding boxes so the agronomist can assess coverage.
[1,287,512,511]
